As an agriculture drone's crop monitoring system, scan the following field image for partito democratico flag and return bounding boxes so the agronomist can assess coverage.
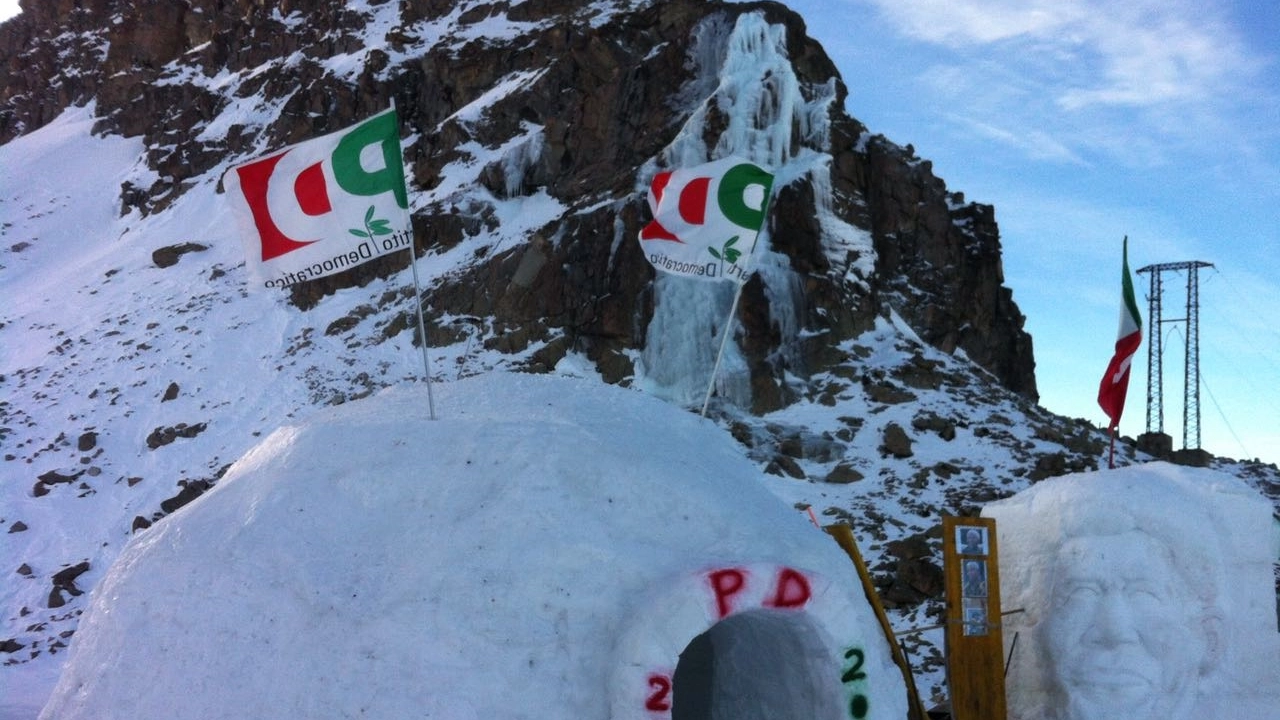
[224,108,413,289]
[638,156,773,283]
[1097,237,1143,430]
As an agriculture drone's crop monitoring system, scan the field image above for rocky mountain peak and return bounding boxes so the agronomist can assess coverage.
[2,0,1037,409]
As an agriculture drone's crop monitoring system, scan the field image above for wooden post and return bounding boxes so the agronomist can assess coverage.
[825,524,928,720]
[942,516,1006,720]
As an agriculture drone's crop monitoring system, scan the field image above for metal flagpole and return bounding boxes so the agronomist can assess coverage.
[696,188,773,415]
[700,279,748,417]
[390,97,436,420]
[1107,427,1116,469]
[406,240,437,420]
[699,217,771,418]
[698,170,773,417]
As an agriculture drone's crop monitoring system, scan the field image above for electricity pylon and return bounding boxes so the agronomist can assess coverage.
[1134,260,1213,450]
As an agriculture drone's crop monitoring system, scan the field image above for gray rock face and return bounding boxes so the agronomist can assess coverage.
[0,0,1037,411]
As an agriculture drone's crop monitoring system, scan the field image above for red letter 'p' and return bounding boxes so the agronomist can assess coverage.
[708,568,746,619]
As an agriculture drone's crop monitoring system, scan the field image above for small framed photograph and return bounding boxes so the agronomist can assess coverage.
[956,526,987,557]
[961,559,988,598]
[963,598,988,636]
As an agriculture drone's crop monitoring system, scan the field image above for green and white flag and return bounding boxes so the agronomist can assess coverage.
[225,108,413,290]
[638,157,773,283]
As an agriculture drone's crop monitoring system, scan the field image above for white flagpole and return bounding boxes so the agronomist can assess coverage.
[406,240,437,420]
[700,277,749,417]
[699,214,770,418]
[391,97,437,420]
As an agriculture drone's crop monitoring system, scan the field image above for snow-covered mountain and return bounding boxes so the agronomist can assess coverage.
[2,0,1277,716]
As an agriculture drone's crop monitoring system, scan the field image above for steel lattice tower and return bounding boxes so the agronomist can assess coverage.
[1135,261,1213,450]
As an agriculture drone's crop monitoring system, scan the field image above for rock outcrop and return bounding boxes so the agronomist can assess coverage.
[0,0,1037,411]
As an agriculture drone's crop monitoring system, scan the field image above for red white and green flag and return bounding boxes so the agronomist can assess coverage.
[224,108,413,290]
[1097,237,1143,430]
[638,156,773,283]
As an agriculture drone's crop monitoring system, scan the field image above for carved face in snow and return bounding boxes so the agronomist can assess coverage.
[1041,532,1222,720]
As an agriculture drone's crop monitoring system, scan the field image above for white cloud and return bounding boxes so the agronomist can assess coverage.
[846,0,1280,181]
[1055,12,1253,110]
[868,0,1086,46]
[865,0,1259,112]
[949,113,1089,164]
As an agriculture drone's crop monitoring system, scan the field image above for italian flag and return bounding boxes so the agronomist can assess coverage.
[1097,237,1143,430]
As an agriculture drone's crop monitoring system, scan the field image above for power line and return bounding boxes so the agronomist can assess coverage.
[1199,371,1252,460]
[1200,269,1280,380]
[1194,325,1280,422]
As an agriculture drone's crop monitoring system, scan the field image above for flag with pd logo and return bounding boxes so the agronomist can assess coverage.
[639,156,773,283]
[225,108,413,290]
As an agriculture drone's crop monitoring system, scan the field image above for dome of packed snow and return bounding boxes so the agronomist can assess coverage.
[39,374,909,720]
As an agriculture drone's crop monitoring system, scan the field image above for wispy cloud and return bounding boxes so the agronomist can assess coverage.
[948,113,1089,164]
[865,0,1261,111]
[869,0,1087,46]
[1056,11,1256,111]
[857,0,1277,176]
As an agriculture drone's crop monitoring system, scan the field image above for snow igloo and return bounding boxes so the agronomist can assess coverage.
[40,374,910,720]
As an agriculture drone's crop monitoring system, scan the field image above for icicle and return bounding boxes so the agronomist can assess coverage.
[501,123,545,198]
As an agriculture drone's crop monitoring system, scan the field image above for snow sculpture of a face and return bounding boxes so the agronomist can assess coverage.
[1038,512,1224,720]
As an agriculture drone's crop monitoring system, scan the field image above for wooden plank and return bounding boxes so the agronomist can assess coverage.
[942,516,1006,720]
[825,523,928,720]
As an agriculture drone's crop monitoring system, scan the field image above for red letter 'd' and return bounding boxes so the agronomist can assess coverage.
[766,567,811,609]
[294,162,332,217]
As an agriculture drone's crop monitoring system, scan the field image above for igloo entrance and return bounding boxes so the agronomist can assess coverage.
[672,608,845,720]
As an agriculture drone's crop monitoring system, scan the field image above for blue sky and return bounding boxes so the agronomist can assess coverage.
[3,0,1275,463]
[779,0,1280,464]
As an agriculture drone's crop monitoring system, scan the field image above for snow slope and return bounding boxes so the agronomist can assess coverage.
[4,101,1277,719]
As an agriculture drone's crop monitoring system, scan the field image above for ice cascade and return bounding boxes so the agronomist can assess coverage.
[637,11,840,409]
